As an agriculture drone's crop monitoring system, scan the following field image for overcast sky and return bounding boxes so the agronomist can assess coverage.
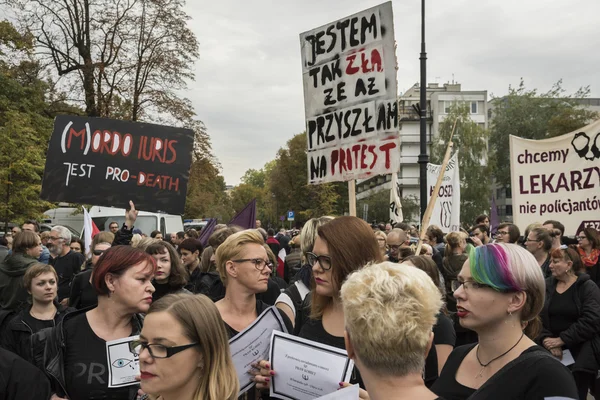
[184,0,600,185]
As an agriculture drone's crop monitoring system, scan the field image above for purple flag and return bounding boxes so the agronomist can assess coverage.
[490,194,499,234]
[228,198,257,230]
[197,218,217,248]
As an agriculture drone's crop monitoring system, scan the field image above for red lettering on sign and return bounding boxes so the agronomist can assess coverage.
[379,142,397,169]
[67,128,86,150]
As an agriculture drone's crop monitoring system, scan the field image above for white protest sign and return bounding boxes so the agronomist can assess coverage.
[300,2,400,184]
[426,151,461,233]
[389,171,403,225]
[106,335,140,388]
[229,306,287,396]
[510,119,600,235]
[269,331,354,400]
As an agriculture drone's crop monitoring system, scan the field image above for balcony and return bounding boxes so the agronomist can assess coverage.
[398,104,433,121]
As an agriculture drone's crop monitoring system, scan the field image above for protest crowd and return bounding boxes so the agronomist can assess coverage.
[0,198,599,400]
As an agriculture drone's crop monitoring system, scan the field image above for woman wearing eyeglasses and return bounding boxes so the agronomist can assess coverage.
[254,216,382,395]
[135,293,238,400]
[214,230,293,400]
[577,228,600,284]
[68,241,112,309]
[431,243,578,400]
[538,247,600,400]
[33,245,156,400]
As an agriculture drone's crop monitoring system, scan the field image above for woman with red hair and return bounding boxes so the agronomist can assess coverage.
[33,245,156,400]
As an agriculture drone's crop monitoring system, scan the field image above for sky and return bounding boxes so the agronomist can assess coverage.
[184,0,600,186]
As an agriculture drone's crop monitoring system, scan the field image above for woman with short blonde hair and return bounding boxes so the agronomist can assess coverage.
[341,261,442,400]
[137,293,238,400]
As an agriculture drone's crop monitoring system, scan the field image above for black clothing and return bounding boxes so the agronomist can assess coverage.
[255,279,283,306]
[441,253,476,346]
[112,226,134,246]
[64,313,131,400]
[539,274,600,375]
[50,250,86,301]
[284,248,302,283]
[69,269,98,309]
[432,344,578,400]
[151,281,190,302]
[434,313,457,346]
[540,254,552,279]
[223,300,293,400]
[31,306,143,400]
[0,304,73,363]
[0,253,38,311]
[548,284,579,335]
[0,347,53,400]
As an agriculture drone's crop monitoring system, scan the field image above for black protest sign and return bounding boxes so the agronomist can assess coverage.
[40,115,193,214]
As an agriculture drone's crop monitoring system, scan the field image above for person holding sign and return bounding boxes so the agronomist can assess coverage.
[431,244,578,400]
[214,230,293,399]
[134,293,239,400]
[254,216,382,391]
[33,245,156,400]
[340,261,445,400]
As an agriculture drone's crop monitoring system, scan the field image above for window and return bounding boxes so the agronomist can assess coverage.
[444,101,452,114]
[506,205,513,216]
[470,101,478,114]
[505,186,512,198]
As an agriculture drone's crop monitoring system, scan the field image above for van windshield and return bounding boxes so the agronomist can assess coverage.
[93,216,157,236]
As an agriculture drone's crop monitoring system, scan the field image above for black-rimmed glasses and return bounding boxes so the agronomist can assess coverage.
[231,258,273,271]
[130,340,198,359]
[306,252,332,270]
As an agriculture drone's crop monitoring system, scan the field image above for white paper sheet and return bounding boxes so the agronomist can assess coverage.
[560,349,575,366]
[229,306,287,396]
[314,384,359,400]
[269,331,354,400]
[106,335,140,388]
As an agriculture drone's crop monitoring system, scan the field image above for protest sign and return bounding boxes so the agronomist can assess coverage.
[510,119,600,235]
[389,171,403,225]
[426,151,461,233]
[106,335,140,388]
[300,2,400,184]
[40,115,194,214]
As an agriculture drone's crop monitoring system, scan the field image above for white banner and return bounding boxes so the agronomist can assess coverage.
[389,171,403,224]
[300,2,400,184]
[510,119,600,235]
[426,152,461,233]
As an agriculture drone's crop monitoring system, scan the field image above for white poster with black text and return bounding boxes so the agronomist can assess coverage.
[426,151,461,233]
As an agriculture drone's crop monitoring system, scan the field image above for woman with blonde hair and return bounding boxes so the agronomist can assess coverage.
[432,243,578,400]
[341,261,443,400]
[374,230,387,260]
[135,293,238,400]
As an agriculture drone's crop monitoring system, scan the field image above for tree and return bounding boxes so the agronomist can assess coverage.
[7,0,199,121]
[489,79,598,187]
[432,102,491,228]
[0,22,55,226]
[268,133,341,225]
[184,157,232,222]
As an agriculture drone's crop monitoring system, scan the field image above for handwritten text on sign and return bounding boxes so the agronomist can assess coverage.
[426,152,461,233]
[301,2,399,185]
[40,115,194,214]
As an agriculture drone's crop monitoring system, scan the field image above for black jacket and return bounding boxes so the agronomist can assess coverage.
[0,253,38,311]
[539,273,600,373]
[0,347,53,400]
[31,306,144,399]
[0,303,74,363]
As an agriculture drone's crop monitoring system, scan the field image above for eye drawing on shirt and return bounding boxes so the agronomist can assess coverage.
[112,358,133,368]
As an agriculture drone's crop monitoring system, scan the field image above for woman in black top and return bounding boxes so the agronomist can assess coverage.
[214,229,292,400]
[404,255,456,376]
[255,216,382,394]
[431,243,578,400]
[341,262,446,400]
[36,244,156,400]
[69,241,111,309]
[538,247,600,400]
[145,241,190,302]
[1,263,74,363]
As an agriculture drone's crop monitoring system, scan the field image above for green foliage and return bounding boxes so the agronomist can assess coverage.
[184,158,232,222]
[489,79,598,187]
[432,102,491,227]
[0,23,55,225]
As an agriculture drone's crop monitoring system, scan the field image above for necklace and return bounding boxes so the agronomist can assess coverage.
[30,306,57,321]
[475,332,524,378]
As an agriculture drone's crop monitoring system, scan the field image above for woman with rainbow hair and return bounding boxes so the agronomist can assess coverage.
[432,243,578,400]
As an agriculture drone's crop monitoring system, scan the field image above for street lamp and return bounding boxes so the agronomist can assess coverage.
[418,0,428,222]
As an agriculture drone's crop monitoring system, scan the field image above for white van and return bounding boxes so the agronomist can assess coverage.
[42,207,84,234]
[89,206,184,236]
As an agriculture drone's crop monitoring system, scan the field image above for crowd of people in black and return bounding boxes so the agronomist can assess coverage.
[0,203,599,400]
